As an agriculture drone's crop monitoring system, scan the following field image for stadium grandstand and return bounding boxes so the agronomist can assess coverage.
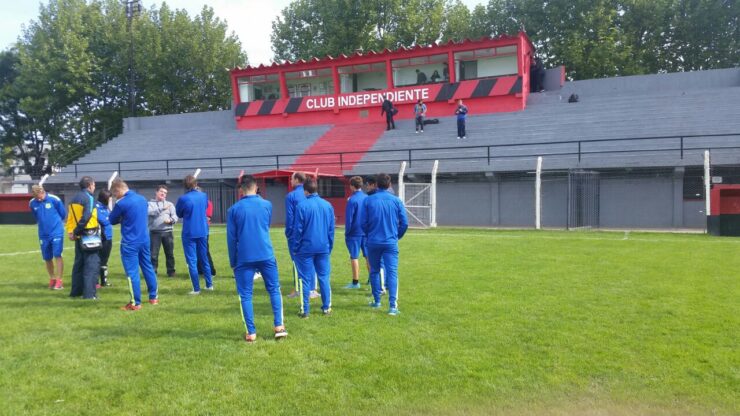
[36,32,740,230]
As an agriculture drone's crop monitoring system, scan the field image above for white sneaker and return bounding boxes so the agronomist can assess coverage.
[456,137,460,139]
[421,130,424,133]
[188,290,201,295]
[309,290,320,299]
[462,136,466,139]
[415,131,419,134]
[253,272,262,281]
[204,286,214,291]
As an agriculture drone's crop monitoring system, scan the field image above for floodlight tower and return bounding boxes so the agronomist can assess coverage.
[124,0,142,117]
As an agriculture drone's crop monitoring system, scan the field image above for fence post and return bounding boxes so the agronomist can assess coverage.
[535,156,542,230]
[117,162,121,175]
[430,160,439,228]
[680,137,684,159]
[276,155,280,170]
[704,150,711,232]
[339,153,343,172]
[219,158,223,174]
[487,146,491,165]
[408,149,412,167]
[578,141,582,162]
[166,160,169,176]
[398,161,407,203]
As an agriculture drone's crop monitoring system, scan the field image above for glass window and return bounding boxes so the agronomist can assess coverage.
[285,68,334,98]
[318,178,346,198]
[237,74,280,102]
[338,62,388,93]
[392,53,448,87]
[454,46,518,81]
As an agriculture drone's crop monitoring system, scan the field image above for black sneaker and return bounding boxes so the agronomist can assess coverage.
[297,312,309,319]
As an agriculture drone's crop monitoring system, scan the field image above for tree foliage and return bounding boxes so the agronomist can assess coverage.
[271,0,738,79]
[0,0,247,177]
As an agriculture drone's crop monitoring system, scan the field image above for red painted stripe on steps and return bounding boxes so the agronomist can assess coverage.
[290,123,387,175]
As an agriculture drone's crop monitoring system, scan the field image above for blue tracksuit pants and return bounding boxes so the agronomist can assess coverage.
[183,236,212,291]
[294,253,331,315]
[234,258,284,335]
[289,243,317,292]
[121,241,158,305]
[367,243,399,308]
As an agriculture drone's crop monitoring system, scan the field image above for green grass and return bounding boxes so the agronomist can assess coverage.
[0,225,737,415]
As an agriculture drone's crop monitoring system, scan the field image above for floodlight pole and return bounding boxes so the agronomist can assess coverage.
[125,0,142,117]
[430,160,438,228]
[704,150,711,228]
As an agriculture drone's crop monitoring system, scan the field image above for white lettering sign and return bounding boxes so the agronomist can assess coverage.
[307,87,430,111]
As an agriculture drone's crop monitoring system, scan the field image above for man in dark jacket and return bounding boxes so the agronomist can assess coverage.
[380,96,396,130]
[65,176,101,299]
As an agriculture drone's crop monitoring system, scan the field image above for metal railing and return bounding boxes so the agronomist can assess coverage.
[60,132,740,178]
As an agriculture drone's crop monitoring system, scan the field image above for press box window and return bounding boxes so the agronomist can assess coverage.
[238,74,280,101]
[338,62,387,93]
[285,68,334,98]
[454,45,518,81]
[392,53,448,87]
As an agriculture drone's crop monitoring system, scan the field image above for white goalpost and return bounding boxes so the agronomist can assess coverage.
[398,160,439,228]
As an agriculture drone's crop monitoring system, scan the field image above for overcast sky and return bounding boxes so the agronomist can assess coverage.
[0,0,486,66]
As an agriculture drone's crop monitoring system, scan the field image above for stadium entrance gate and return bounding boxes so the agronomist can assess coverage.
[398,160,438,228]
[198,181,237,224]
[567,170,600,230]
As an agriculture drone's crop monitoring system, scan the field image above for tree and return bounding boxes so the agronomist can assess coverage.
[0,0,247,177]
[441,1,472,42]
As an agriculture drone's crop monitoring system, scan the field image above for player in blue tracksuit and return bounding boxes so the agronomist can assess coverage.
[291,178,335,317]
[176,175,212,294]
[96,190,113,287]
[285,172,306,297]
[362,173,408,315]
[227,175,287,342]
[344,176,367,289]
[109,179,158,310]
[29,185,67,290]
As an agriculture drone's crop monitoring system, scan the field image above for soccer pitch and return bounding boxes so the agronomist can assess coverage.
[0,225,737,415]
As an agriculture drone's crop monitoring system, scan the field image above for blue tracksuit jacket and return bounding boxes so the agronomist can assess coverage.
[30,194,66,238]
[96,202,113,241]
[176,189,209,239]
[362,189,408,245]
[227,195,275,268]
[344,190,367,238]
[284,184,306,242]
[291,193,335,255]
[109,190,150,244]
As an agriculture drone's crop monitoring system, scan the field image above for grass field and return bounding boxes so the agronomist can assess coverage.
[0,225,737,415]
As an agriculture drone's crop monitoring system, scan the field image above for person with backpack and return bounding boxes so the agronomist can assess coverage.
[380,96,396,131]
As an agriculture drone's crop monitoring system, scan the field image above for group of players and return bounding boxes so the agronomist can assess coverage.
[29,171,408,343]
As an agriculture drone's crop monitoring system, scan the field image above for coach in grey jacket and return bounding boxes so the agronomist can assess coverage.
[148,184,178,277]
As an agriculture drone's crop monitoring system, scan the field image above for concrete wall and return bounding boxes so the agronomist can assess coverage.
[435,171,702,230]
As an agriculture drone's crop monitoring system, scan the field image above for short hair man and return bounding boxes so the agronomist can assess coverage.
[455,99,468,140]
[362,173,408,315]
[148,184,178,277]
[344,176,368,289]
[285,172,318,299]
[227,174,287,342]
[291,178,335,318]
[109,178,159,310]
[29,185,66,290]
[176,175,212,294]
[65,176,101,299]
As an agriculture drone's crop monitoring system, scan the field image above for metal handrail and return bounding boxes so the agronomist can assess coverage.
[60,132,740,178]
